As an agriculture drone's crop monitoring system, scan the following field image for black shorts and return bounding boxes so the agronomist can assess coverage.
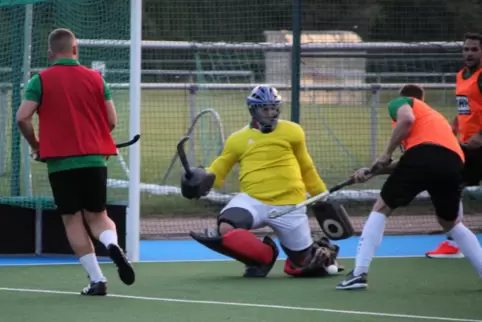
[48,167,107,215]
[461,145,482,186]
[380,144,464,221]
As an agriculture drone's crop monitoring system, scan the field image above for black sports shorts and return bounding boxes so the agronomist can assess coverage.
[461,145,482,186]
[380,144,464,221]
[48,167,107,215]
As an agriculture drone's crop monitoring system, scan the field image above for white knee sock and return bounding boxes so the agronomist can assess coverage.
[447,202,463,247]
[448,223,482,278]
[458,201,463,221]
[79,253,106,282]
[99,230,118,248]
[353,211,387,276]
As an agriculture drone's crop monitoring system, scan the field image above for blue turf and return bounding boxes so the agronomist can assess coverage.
[0,234,481,266]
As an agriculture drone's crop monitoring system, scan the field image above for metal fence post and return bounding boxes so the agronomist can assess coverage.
[290,0,302,124]
[0,87,7,176]
[188,78,197,166]
[370,84,381,163]
[22,4,33,197]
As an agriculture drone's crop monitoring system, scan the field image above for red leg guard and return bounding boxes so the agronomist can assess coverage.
[190,228,275,266]
[222,229,274,265]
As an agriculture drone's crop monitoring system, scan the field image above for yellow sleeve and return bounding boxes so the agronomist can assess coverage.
[206,135,238,188]
[291,124,327,196]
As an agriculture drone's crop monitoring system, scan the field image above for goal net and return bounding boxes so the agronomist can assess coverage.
[1,0,481,241]
[0,0,132,209]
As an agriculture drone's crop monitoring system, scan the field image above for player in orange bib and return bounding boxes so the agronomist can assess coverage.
[426,32,482,259]
[337,84,482,290]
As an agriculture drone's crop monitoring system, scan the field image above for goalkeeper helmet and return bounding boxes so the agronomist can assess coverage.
[246,85,281,133]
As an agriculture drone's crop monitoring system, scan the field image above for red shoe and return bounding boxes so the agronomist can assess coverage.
[425,241,464,259]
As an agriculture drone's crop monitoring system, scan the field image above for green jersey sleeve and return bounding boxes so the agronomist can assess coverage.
[102,78,112,100]
[24,74,42,103]
[387,96,413,121]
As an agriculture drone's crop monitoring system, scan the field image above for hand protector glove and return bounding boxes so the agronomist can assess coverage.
[180,167,215,199]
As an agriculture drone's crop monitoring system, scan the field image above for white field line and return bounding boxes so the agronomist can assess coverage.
[0,255,427,267]
[0,287,479,322]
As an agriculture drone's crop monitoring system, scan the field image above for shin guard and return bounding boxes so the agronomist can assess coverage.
[190,229,276,266]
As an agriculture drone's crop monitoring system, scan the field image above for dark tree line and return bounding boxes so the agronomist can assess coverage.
[142,0,482,42]
[1,0,482,80]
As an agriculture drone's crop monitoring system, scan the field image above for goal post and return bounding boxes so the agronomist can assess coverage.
[126,0,142,262]
[0,0,142,262]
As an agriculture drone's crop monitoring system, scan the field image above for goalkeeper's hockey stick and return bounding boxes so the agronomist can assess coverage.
[177,136,193,180]
[268,176,358,219]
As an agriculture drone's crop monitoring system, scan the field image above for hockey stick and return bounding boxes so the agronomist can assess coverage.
[31,134,141,163]
[268,176,358,219]
[115,134,141,148]
[268,164,386,219]
[177,136,193,180]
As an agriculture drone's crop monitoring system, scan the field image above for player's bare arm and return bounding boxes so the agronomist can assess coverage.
[105,100,117,131]
[353,160,400,184]
[451,117,458,135]
[16,100,40,151]
[102,78,117,131]
[372,104,414,172]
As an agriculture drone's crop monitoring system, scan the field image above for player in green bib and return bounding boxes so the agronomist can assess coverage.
[16,28,135,296]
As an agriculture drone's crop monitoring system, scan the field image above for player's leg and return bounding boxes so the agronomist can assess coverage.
[425,202,464,258]
[190,193,279,277]
[428,161,482,279]
[48,169,107,296]
[80,167,135,286]
[425,147,481,258]
[337,154,424,290]
[267,207,341,277]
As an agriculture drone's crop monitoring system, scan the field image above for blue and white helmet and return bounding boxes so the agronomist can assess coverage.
[246,85,282,133]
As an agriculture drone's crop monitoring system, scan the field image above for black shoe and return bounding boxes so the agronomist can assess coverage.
[108,244,136,285]
[81,280,107,296]
[336,270,368,290]
[243,236,279,278]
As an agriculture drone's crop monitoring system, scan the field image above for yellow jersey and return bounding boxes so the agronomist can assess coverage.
[206,120,327,205]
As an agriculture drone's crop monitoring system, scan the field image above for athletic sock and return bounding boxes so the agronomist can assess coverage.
[446,202,463,247]
[353,211,387,276]
[79,253,106,283]
[448,223,482,278]
[99,230,118,248]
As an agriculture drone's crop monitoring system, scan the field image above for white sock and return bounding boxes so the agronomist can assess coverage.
[447,202,463,247]
[448,223,482,278]
[99,230,118,248]
[354,211,387,276]
[457,201,463,221]
[79,253,106,282]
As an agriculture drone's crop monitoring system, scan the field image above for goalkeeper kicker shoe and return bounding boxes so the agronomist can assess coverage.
[108,244,136,285]
[336,270,368,290]
[243,236,279,278]
[81,280,107,296]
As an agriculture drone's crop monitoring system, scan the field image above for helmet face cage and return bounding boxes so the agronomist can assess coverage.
[246,86,282,133]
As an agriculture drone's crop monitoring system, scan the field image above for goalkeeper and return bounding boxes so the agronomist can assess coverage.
[181,85,351,278]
